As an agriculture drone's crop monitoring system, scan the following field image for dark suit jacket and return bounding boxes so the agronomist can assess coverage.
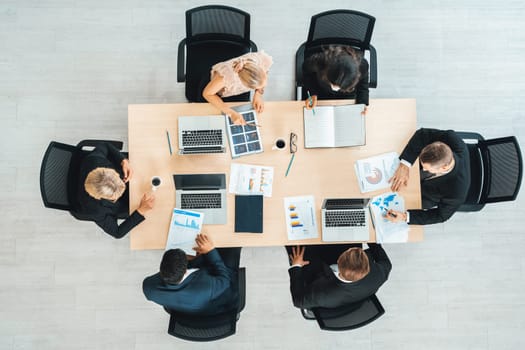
[289,244,391,309]
[400,128,470,225]
[142,249,239,315]
[77,143,144,238]
[302,49,369,105]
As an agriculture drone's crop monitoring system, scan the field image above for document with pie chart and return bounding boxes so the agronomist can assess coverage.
[355,152,400,193]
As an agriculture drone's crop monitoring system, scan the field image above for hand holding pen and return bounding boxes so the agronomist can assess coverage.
[385,209,407,223]
[304,90,317,114]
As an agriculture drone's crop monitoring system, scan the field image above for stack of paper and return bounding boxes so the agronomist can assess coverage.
[369,192,408,243]
[355,152,400,193]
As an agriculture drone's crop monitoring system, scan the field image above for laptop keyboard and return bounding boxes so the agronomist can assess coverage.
[181,193,222,209]
[325,198,365,209]
[182,129,223,147]
[325,210,366,227]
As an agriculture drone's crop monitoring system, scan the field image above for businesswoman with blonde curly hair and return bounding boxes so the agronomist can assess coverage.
[77,143,155,239]
[203,51,273,125]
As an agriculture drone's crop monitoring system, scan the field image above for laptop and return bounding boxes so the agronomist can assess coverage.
[321,198,370,242]
[173,174,227,225]
[178,115,226,155]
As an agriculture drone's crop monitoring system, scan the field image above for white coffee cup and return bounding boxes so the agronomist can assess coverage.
[272,138,286,151]
[151,176,162,191]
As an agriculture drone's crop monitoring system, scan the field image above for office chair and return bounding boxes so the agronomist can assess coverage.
[39,139,124,219]
[295,9,377,100]
[167,267,246,342]
[177,5,258,102]
[301,294,385,331]
[456,132,523,212]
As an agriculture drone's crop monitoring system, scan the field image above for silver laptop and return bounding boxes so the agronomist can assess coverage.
[178,116,226,155]
[174,174,227,225]
[321,198,370,242]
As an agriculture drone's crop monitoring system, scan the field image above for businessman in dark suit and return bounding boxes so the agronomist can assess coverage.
[387,128,470,225]
[287,243,392,309]
[143,234,241,315]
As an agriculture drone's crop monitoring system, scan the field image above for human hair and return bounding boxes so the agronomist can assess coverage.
[233,57,266,89]
[419,141,453,168]
[337,247,370,282]
[317,45,362,92]
[84,168,126,201]
[160,249,188,285]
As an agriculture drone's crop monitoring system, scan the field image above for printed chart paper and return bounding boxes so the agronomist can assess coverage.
[283,195,318,241]
[165,209,204,255]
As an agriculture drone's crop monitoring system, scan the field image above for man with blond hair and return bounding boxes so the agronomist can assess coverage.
[287,243,391,309]
[387,128,470,225]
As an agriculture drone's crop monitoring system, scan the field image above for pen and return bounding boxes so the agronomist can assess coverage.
[166,130,173,155]
[307,90,316,116]
[285,153,295,177]
[247,122,262,128]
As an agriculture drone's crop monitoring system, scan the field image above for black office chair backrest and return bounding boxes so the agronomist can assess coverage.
[167,267,246,341]
[40,141,78,211]
[40,139,124,215]
[307,10,375,50]
[186,5,250,42]
[480,136,523,203]
[312,294,385,331]
[168,309,238,342]
[178,5,256,102]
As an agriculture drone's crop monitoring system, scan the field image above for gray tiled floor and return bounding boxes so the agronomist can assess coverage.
[1,1,524,349]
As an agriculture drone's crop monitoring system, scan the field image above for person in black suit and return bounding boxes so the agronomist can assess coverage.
[387,128,470,225]
[143,234,241,315]
[77,142,155,238]
[302,45,369,112]
[287,243,391,309]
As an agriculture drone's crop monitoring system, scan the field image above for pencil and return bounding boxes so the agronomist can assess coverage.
[285,153,295,177]
[166,130,173,155]
[306,90,316,116]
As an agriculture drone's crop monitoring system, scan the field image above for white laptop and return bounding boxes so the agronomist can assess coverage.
[321,198,370,242]
[178,116,226,155]
[304,104,366,148]
[173,174,227,225]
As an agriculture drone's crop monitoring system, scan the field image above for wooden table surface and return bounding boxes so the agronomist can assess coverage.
[128,99,423,250]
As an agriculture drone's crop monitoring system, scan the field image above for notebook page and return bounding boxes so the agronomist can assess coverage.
[303,106,335,148]
[333,104,365,147]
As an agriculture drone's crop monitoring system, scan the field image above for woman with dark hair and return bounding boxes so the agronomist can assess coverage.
[302,45,369,113]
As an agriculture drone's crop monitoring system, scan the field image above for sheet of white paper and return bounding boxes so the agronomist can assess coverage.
[284,195,318,241]
[229,163,274,197]
[165,209,204,255]
[369,192,408,243]
[334,104,366,147]
[303,106,335,148]
[355,152,400,193]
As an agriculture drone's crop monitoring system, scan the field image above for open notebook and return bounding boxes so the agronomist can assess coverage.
[303,104,366,148]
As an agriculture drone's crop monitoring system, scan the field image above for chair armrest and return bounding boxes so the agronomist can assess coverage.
[249,40,258,52]
[295,43,306,100]
[77,140,123,151]
[368,44,377,89]
[177,39,186,82]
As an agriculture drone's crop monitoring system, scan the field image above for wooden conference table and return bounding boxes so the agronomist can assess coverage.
[128,99,423,250]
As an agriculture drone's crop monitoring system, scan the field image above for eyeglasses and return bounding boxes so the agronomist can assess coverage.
[290,132,297,154]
